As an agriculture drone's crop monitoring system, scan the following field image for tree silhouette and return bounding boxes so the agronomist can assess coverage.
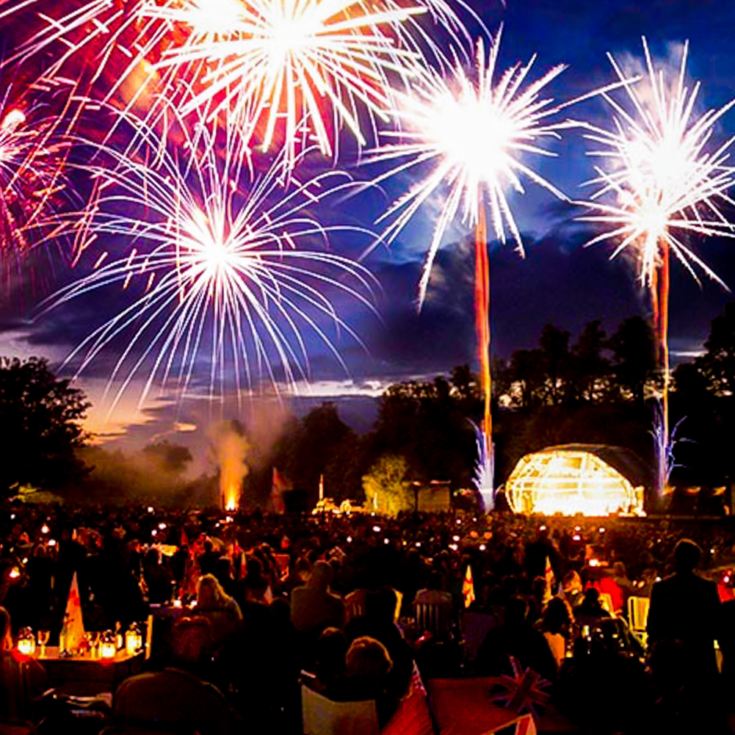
[0,357,89,494]
[608,317,657,405]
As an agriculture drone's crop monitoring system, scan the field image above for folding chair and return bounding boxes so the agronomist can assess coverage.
[301,684,379,735]
[344,589,368,623]
[627,595,650,646]
[414,590,453,640]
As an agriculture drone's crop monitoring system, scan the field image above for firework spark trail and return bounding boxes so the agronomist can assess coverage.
[0,76,73,284]
[380,0,481,67]
[577,38,735,494]
[0,0,232,132]
[472,419,494,511]
[474,203,492,505]
[153,0,423,174]
[365,28,594,498]
[40,102,377,414]
[3,1,157,89]
[365,30,581,306]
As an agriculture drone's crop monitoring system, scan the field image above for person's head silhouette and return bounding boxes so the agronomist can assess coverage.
[673,539,702,574]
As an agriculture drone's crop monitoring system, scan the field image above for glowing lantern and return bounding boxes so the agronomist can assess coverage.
[17,628,36,656]
[125,624,143,655]
[100,631,117,659]
[505,445,645,517]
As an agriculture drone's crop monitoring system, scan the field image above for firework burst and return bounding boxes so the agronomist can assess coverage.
[41,102,377,412]
[2,1,158,92]
[579,39,735,289]
[0,78,71,274]
[156,0,422,173]
[367,29,574,304]
[577,39,735,492]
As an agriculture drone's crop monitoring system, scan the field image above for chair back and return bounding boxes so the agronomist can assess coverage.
[414,590,453,639]
[344,590,368,623]
[301,684,379,735]
[598,592,615,615]
[627,596,650,632]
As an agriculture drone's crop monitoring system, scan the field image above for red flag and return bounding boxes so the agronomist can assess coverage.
[462,565,475,608]
[60,573,86,654]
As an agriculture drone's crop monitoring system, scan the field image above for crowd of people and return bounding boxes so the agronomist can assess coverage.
[2,501,735,734]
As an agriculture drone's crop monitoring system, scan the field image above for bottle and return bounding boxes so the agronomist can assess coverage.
[115,622,123,650]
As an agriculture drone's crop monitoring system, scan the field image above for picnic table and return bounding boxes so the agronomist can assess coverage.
[38,647,144,696]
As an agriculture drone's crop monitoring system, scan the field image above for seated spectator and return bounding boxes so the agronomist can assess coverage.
[291,561,344,635]
[589,571,624,615]
[223,595,300,734]
[557,620,653,733]
[346,588,414,696]
[195,574,242,646]
[574,587,611,628]
[305,627,348,694]
[213,557,237,600]
[0,607,47,724]
[528,575,549,622]
[612,561,634,598]
[283,557,312,596]
[197,540,220,578]
[476,596,557,681]
[142,547,174,605]
[538,597,572,672]
[560,570,584,610]
[337,636,400,727]
[113,618,234,735]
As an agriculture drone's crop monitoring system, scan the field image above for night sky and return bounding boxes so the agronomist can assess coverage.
[2,0,735,458]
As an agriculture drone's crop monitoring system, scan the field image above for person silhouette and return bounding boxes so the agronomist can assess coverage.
[647,538,724,733]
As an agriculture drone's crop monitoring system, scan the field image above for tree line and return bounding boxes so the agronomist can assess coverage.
[275,305,735,503]
[3,303,735,504]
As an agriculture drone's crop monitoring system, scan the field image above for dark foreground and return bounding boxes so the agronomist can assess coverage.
[3,502,735,734]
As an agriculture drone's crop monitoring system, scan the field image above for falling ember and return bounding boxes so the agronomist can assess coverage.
[577,38,735,496]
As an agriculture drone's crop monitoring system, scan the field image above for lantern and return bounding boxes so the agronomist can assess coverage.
[100,631,116,660]
[125,624,143,655]
[17,627,36,656]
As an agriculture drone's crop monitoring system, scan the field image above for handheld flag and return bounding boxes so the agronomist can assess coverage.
[463,565,476,608]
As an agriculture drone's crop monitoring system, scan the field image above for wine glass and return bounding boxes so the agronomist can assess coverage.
[37,630,50,657]
[83,631,95,657]
[91,631,101,658]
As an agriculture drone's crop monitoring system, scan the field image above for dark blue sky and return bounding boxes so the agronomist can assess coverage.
[2,0,735,449]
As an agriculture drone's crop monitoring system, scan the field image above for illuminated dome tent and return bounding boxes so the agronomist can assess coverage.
[505,444,646,516]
